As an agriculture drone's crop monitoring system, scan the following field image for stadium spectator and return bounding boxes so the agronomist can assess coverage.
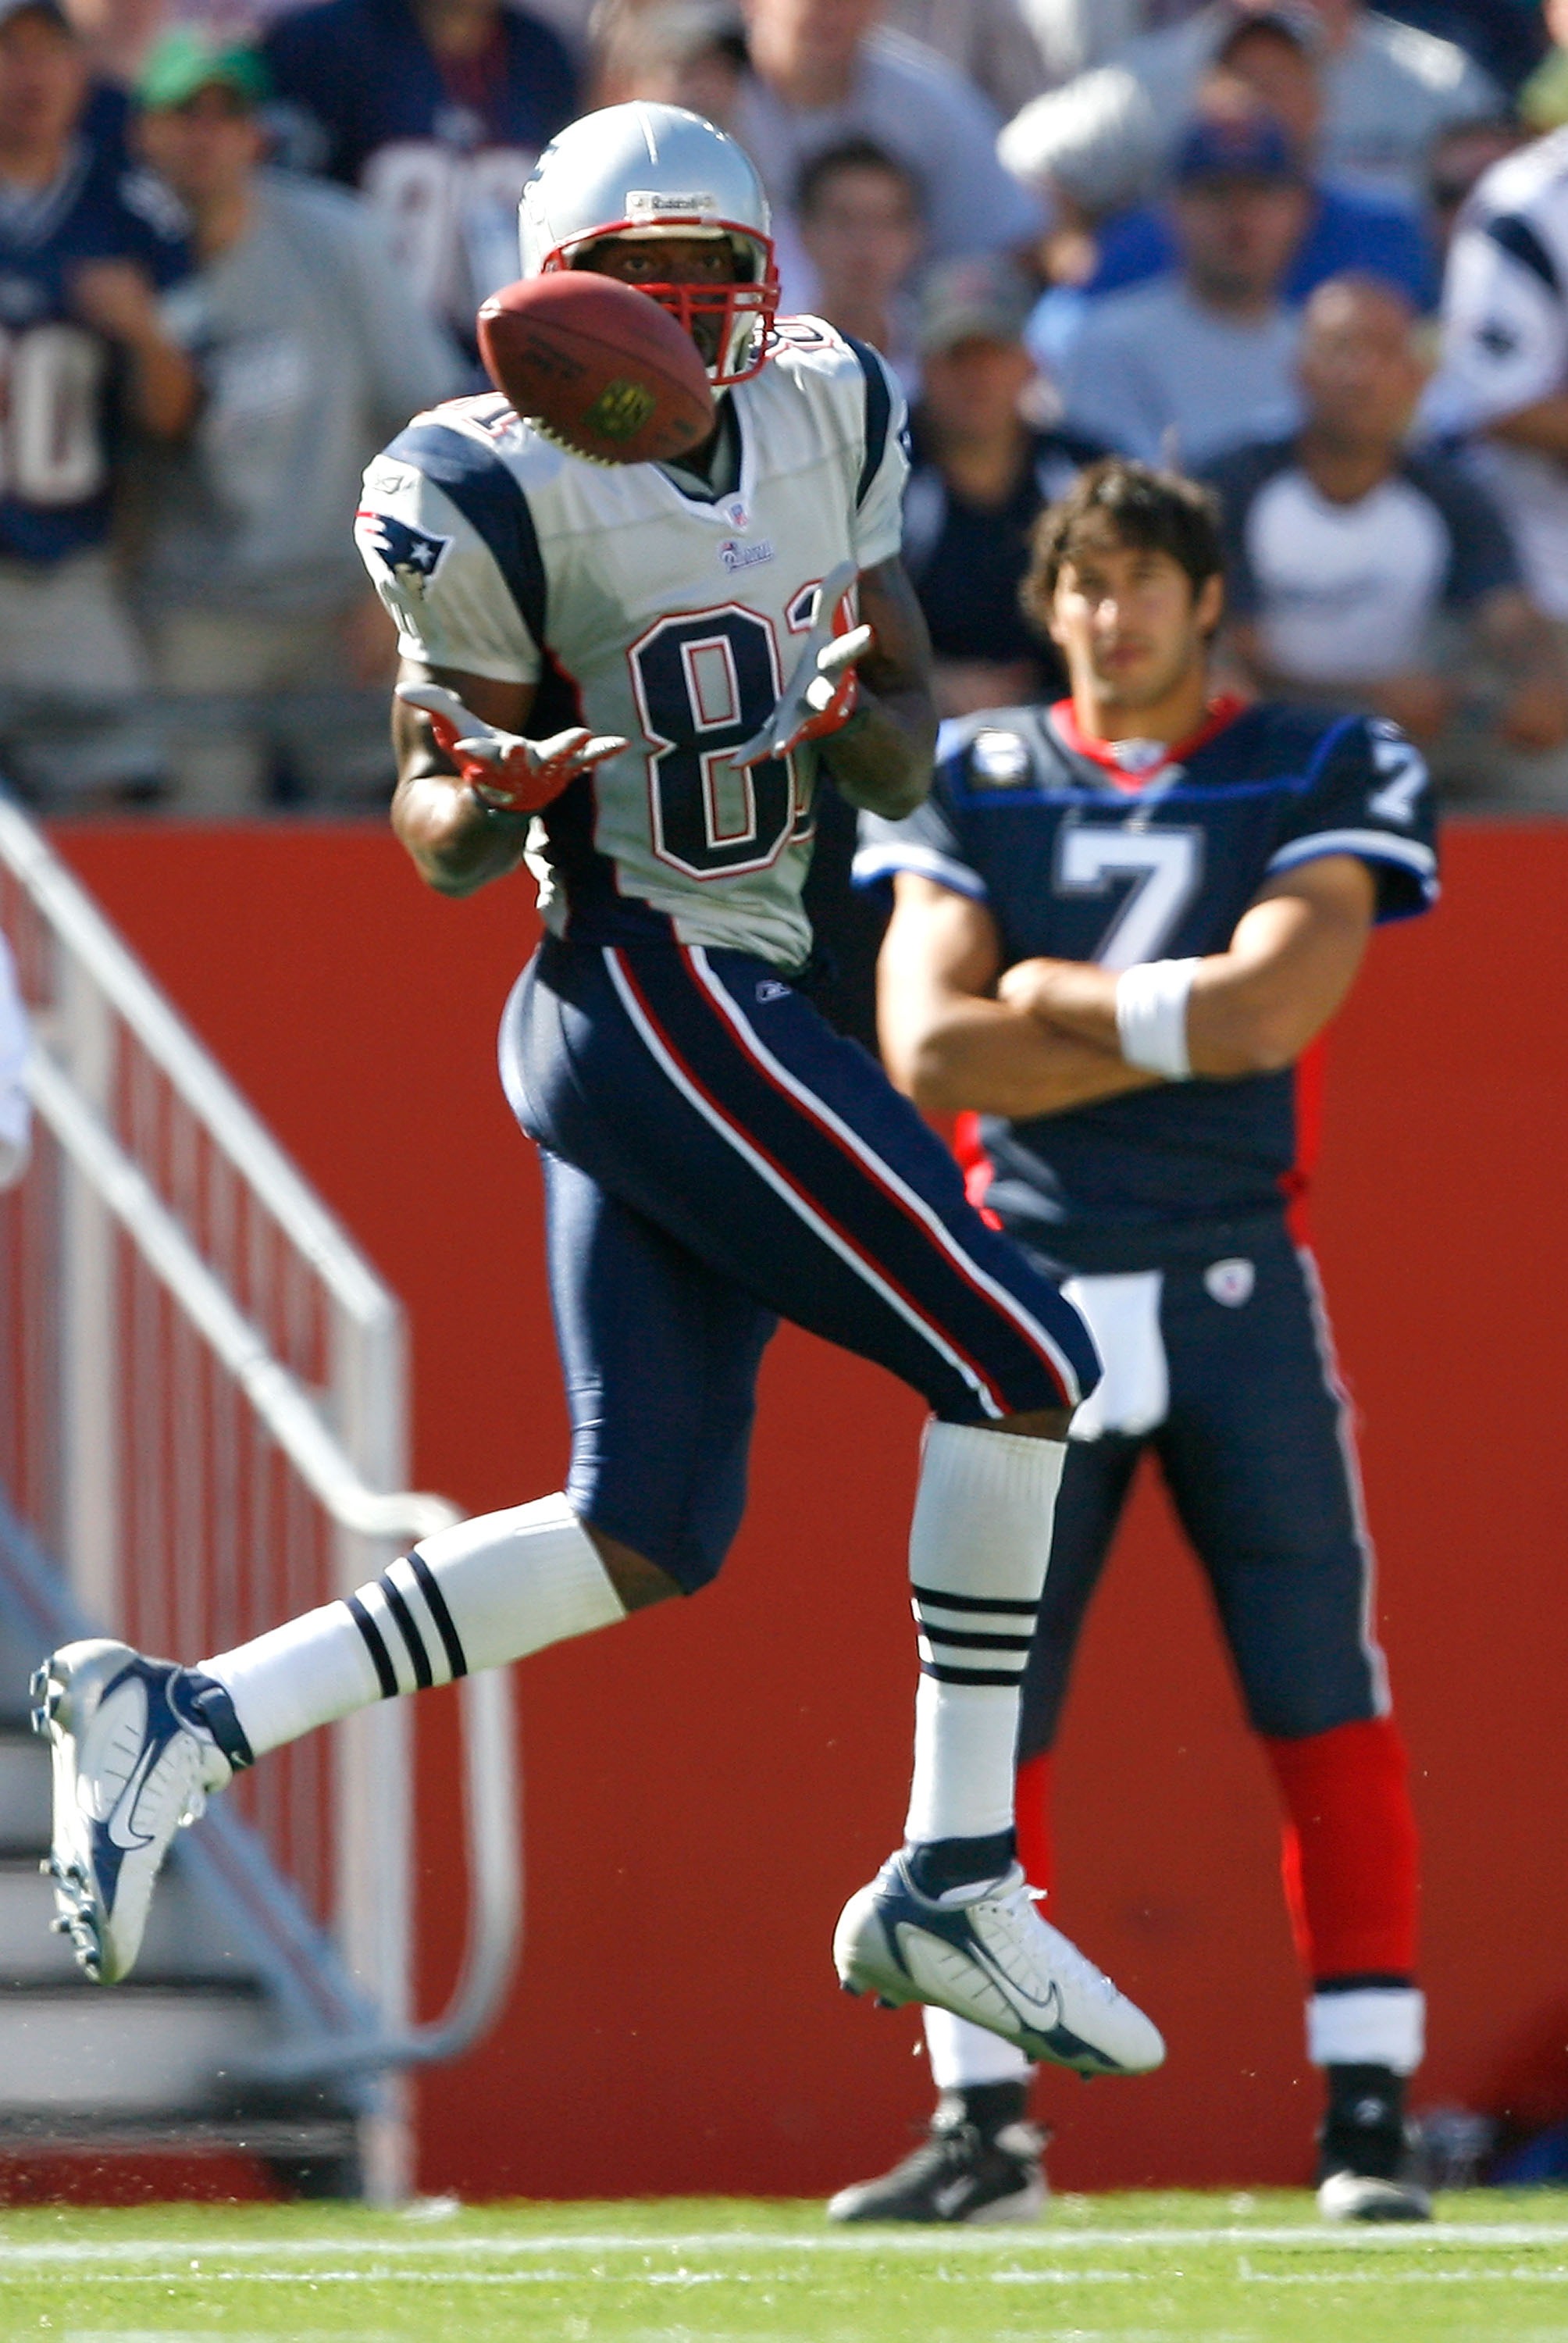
[1433,125,1568,631]
[1425,113,1523,251]
[592,0,747,126]
[1428,123,1568,801]
[1039,0,1501,217]
[904,256,1099,717]
[999,62,1164,251]
[0,0,192,805]
[1057,109,1309,468]
[1083,14,1440,309]
[1206,275,1568,783]
[793,138,924,394]
[132,30,463,811]
[882,0,1049,121]
[260,0,578,343]
[731,0,1043,308]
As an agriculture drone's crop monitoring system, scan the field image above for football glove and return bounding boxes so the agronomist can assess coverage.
[397,682,627,815]
[733,559,873,768]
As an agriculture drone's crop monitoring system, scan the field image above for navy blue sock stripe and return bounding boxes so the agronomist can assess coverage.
[917,1624,1036,1651]
[347,1596,398,1699]
[377,1572,433,1691]
[408,1549,469,1680]
[911,1582,1040,1617]
[919,1660,1027,1687]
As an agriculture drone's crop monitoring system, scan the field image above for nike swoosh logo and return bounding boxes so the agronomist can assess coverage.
[964,1938,1064,2029]
[932,2180,972,2218]
[102,1737,160,1852]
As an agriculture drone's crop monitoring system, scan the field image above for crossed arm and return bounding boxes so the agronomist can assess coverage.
[878,853,1377,1121]
[390,555,936,897]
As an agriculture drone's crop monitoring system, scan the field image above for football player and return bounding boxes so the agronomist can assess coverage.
[838,456,1437,2225]
[34,106,1167,2094]
[0,0,193,798]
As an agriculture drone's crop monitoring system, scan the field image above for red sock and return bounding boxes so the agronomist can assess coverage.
[1014,1749,1054,1895]
[1264,1717,1419,1981]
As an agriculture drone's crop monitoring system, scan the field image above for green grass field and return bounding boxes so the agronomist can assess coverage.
[0,2191,1564,2342]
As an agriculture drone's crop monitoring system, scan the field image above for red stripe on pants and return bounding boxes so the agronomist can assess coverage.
[1265,1716,1420,1981]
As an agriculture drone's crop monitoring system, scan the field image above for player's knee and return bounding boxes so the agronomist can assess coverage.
[1245,1683,1381,1742]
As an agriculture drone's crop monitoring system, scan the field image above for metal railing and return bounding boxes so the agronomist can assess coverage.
[0,794,520,2194]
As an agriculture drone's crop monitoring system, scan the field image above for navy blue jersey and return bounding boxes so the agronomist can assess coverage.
[263,0,577,333]
[0,129,188,563]
[854,698,1438,1274]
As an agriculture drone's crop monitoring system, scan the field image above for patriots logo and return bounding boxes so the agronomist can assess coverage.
[354,509,451,590]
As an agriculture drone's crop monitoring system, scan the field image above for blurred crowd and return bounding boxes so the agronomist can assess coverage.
[5,0,1568,814]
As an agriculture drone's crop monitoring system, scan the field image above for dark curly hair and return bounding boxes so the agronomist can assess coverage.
[1021,458,1224,636]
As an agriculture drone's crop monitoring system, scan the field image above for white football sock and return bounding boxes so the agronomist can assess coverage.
[1308,1987,1425,2075]
[925,2004,1035,2091]
[903,1420,1065,1849]
[201,1492,625,1758]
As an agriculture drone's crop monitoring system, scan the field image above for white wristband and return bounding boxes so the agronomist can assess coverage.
[1114,958,1199,1079]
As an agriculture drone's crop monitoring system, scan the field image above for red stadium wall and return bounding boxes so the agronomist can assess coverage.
[55,820,1568,2197]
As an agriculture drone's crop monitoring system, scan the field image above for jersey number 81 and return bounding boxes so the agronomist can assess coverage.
[629,603,808,882]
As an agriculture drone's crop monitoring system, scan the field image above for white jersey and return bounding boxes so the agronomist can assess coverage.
[355,319,908,969]
[1431,128,1568,619]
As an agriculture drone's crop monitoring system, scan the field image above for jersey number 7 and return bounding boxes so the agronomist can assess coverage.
[1055,824,1206,969]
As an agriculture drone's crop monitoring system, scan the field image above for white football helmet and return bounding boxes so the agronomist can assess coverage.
[519,102,779,386]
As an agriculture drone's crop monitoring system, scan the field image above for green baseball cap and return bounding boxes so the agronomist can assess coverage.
[135,29,270,110]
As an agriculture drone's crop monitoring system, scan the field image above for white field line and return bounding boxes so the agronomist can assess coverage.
[2,2221,1565,2277]
[25,2263,1568,2295]
[2,2224,1568,2266]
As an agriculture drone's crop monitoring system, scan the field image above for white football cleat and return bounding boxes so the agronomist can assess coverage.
[30,1639,233,1985]
[835,1853,1165,2075]
[1318,2169,1432,2223]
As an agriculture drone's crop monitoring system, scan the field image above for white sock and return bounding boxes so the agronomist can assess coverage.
[201,1492,625,1758]
[1308,1987,1425,2074]
[925,2005,1035,2091]
[903,1420,1065,1849]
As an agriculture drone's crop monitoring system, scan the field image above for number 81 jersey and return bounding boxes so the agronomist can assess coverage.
[356,318,907,970]
[854,696,1439,1273]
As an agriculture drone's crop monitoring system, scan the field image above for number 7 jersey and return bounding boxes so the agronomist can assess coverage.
[854,695,1439,1274]
[355,318,907,970]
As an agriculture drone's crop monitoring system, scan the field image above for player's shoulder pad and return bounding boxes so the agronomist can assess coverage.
[367,395,561,642]
[766,316,906,492]
[935,706,1055,796]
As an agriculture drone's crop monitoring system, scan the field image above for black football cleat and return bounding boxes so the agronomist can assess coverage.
[828,2084,1047,2226]
[1317,2063,1432,2223]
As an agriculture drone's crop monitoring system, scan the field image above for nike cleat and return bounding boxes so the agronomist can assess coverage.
[829,2086,1047,2225]
[30,1640,233,1985]
[834,1853,1165,2075]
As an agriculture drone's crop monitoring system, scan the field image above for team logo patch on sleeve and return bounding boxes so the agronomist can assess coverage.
[353,510,452,590]
[970,730,1031,787]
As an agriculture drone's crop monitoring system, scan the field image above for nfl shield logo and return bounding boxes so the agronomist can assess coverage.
[1204,1257,1255,1307]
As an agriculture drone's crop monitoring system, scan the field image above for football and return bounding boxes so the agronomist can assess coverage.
[476,273,715,467]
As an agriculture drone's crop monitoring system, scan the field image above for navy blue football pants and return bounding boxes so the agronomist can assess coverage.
[499,935,1100,1592]
[1017,1224,1388,1760]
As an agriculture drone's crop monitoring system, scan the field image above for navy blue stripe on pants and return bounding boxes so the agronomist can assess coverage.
[501,936,1099,1588]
